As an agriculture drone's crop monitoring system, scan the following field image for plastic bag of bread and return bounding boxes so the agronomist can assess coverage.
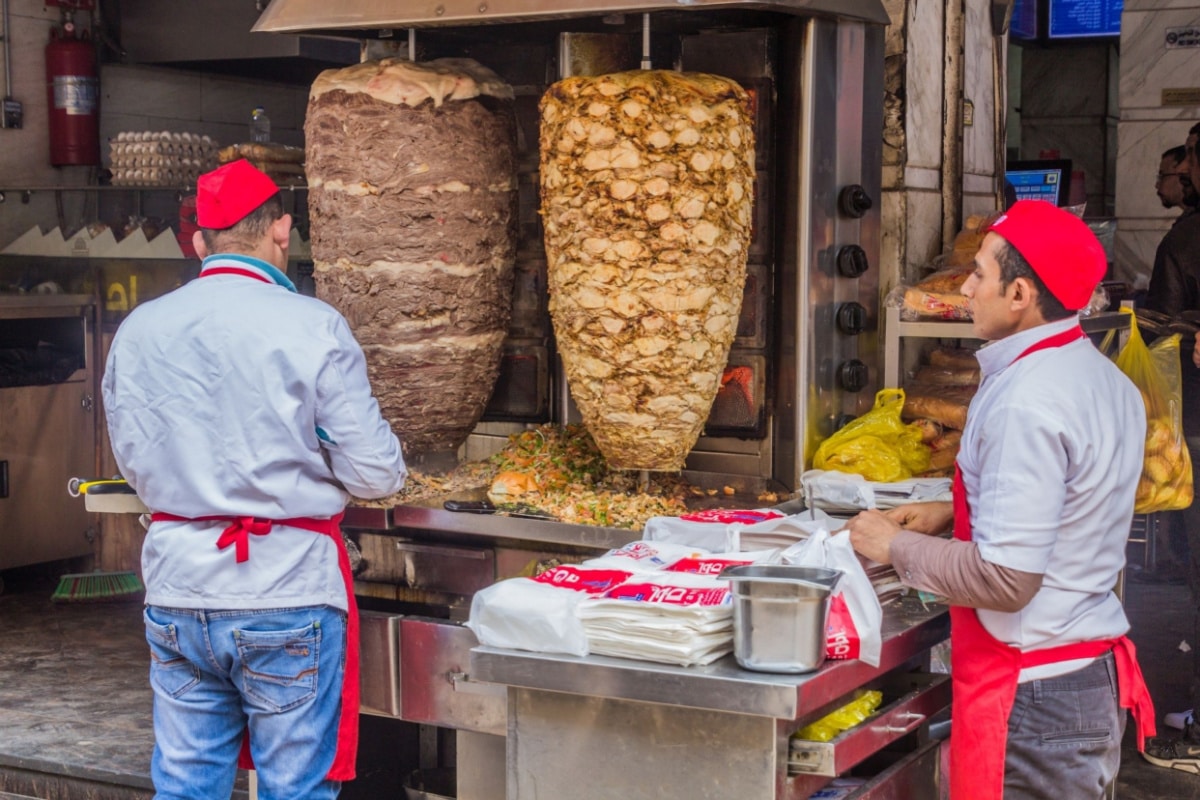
[1115,309,1193,512]
[812,389,931,482]
[901,384,976,431]
[885,283,971,321]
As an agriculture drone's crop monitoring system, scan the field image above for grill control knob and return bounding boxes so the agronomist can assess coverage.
[839,184,873,218]
[836,302,868,335]
[838,359,869,393]
[836,245,869,278]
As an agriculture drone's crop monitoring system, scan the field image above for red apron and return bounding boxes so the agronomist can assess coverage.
[150,511,361,782]
[948,324,1155,799]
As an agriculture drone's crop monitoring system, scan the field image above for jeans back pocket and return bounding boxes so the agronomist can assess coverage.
[144,609,201,698]
[235,623,321,713]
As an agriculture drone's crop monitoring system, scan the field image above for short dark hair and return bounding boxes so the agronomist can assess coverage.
[200,193,284,252]
[1190,121,1200,138]
[996,239,1073,321]
[1163,145,1188,165]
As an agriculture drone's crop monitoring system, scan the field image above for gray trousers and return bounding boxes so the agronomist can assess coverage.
[1187,438,1200,713]
[1004,651,1124,800]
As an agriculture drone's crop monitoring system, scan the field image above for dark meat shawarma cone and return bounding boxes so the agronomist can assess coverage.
[306,58,518,465]
[540,70,755,471]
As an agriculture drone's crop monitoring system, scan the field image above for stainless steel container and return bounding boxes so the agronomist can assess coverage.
[722,565,842,674]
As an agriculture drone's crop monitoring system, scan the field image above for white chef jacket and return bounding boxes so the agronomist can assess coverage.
[960,316,1145,681]
[102,254,406,611]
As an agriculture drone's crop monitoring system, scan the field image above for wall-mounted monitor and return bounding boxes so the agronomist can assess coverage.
[1011,0,1038,40]
[1006,159,1073,206]
[1048,0,1122,39]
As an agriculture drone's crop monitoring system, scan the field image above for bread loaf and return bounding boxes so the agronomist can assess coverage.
[914,365,980,387]
[928,346,980,370]
[915,268,972,294]
[902,386,975,431]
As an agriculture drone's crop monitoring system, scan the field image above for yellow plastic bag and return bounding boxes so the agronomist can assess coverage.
[793,690,884,742]
[1115,309,1193,513]
[812,389,932,482]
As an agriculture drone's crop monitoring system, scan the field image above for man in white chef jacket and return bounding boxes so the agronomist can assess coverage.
[102,159,406,800]
[844,200,1155,800]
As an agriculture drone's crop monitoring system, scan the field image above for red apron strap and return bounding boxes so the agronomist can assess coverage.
[1019,636,1156,752]
[147,511,359,780]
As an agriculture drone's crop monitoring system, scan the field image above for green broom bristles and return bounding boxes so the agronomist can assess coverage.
[51,571,145,603]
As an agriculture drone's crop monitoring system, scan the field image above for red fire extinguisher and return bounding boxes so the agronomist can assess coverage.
[45,24,100,167]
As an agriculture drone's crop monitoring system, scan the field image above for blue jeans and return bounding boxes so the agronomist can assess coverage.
[143,605,347,800]
[1004,651,1124,799]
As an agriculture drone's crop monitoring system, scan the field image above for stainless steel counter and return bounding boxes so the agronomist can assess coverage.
[468,596,950,799]
[471,594,948,720]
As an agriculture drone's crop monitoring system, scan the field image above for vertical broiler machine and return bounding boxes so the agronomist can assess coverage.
[249,3,943,799]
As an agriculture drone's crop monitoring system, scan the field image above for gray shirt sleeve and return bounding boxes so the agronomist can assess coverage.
[889,529,1043,612]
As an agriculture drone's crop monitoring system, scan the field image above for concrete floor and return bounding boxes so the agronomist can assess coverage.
[0,563,1198,799]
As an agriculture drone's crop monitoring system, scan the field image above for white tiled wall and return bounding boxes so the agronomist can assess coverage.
[0,0,309,250]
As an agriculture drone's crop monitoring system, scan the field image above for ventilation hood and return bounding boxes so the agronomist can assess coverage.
[251,0,891,33]
[119,0,359,85]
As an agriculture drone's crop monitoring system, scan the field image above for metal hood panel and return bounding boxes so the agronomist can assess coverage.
[252,0,892,33]
[120,0,358,70]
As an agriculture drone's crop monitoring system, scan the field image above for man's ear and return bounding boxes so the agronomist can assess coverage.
[271,213,292,249]
[192,231,209,260]
[1009,276,1036,311]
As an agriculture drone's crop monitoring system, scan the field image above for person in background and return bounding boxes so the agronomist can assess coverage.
[845,200,1154,799]
[1143,120,1200,768]
[1136,143,1198,589]
[102,159,407,799]
[1157,144,1196,214]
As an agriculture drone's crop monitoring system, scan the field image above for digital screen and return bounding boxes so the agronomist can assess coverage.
[1011,0,1038,40]
[1048,0,1122,39]
[1006,160,1073,206]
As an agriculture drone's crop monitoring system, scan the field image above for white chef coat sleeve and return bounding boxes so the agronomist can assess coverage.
[314,316,407,499]
[968,401,1067,575]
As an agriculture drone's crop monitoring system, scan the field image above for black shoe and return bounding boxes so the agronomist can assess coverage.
[1143,732,1200,774]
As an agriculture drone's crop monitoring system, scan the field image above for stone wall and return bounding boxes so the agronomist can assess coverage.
[879,0,1005,294]
[1114,0,1200,287]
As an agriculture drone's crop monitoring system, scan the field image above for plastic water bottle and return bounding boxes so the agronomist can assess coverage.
[250,106,271,143]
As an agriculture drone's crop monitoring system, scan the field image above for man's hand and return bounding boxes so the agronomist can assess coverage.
[1193,334,1200,369]
[882,501,954,535]
[843,509,903,565]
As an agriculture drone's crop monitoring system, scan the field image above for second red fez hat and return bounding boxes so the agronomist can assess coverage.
[196,159,279,229]
[983,200,1106,311]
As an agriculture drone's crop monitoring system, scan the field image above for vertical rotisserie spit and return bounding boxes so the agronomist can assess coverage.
[539,70,756,470]
[306,58,519,464]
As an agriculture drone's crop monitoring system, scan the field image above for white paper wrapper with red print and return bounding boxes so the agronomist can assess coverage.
[578,572,735,666]
[777,529,882,667]
[467,565,632,657]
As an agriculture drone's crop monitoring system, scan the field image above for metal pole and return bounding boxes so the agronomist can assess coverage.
[2,0,13,100]
[640,13,651,70]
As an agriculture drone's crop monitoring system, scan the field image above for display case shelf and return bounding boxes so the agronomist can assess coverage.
[882,305,1130,387]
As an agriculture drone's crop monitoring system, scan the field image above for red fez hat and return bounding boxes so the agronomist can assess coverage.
[196,159,279,229]
[983,200,1106,311]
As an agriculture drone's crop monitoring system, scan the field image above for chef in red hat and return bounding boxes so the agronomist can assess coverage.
[102,159,406,799]
[846,200,1154,799]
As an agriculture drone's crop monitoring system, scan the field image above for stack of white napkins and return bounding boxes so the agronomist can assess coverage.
[801,469,952,514]
[577,571,736,667]
[643,508,832,552]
